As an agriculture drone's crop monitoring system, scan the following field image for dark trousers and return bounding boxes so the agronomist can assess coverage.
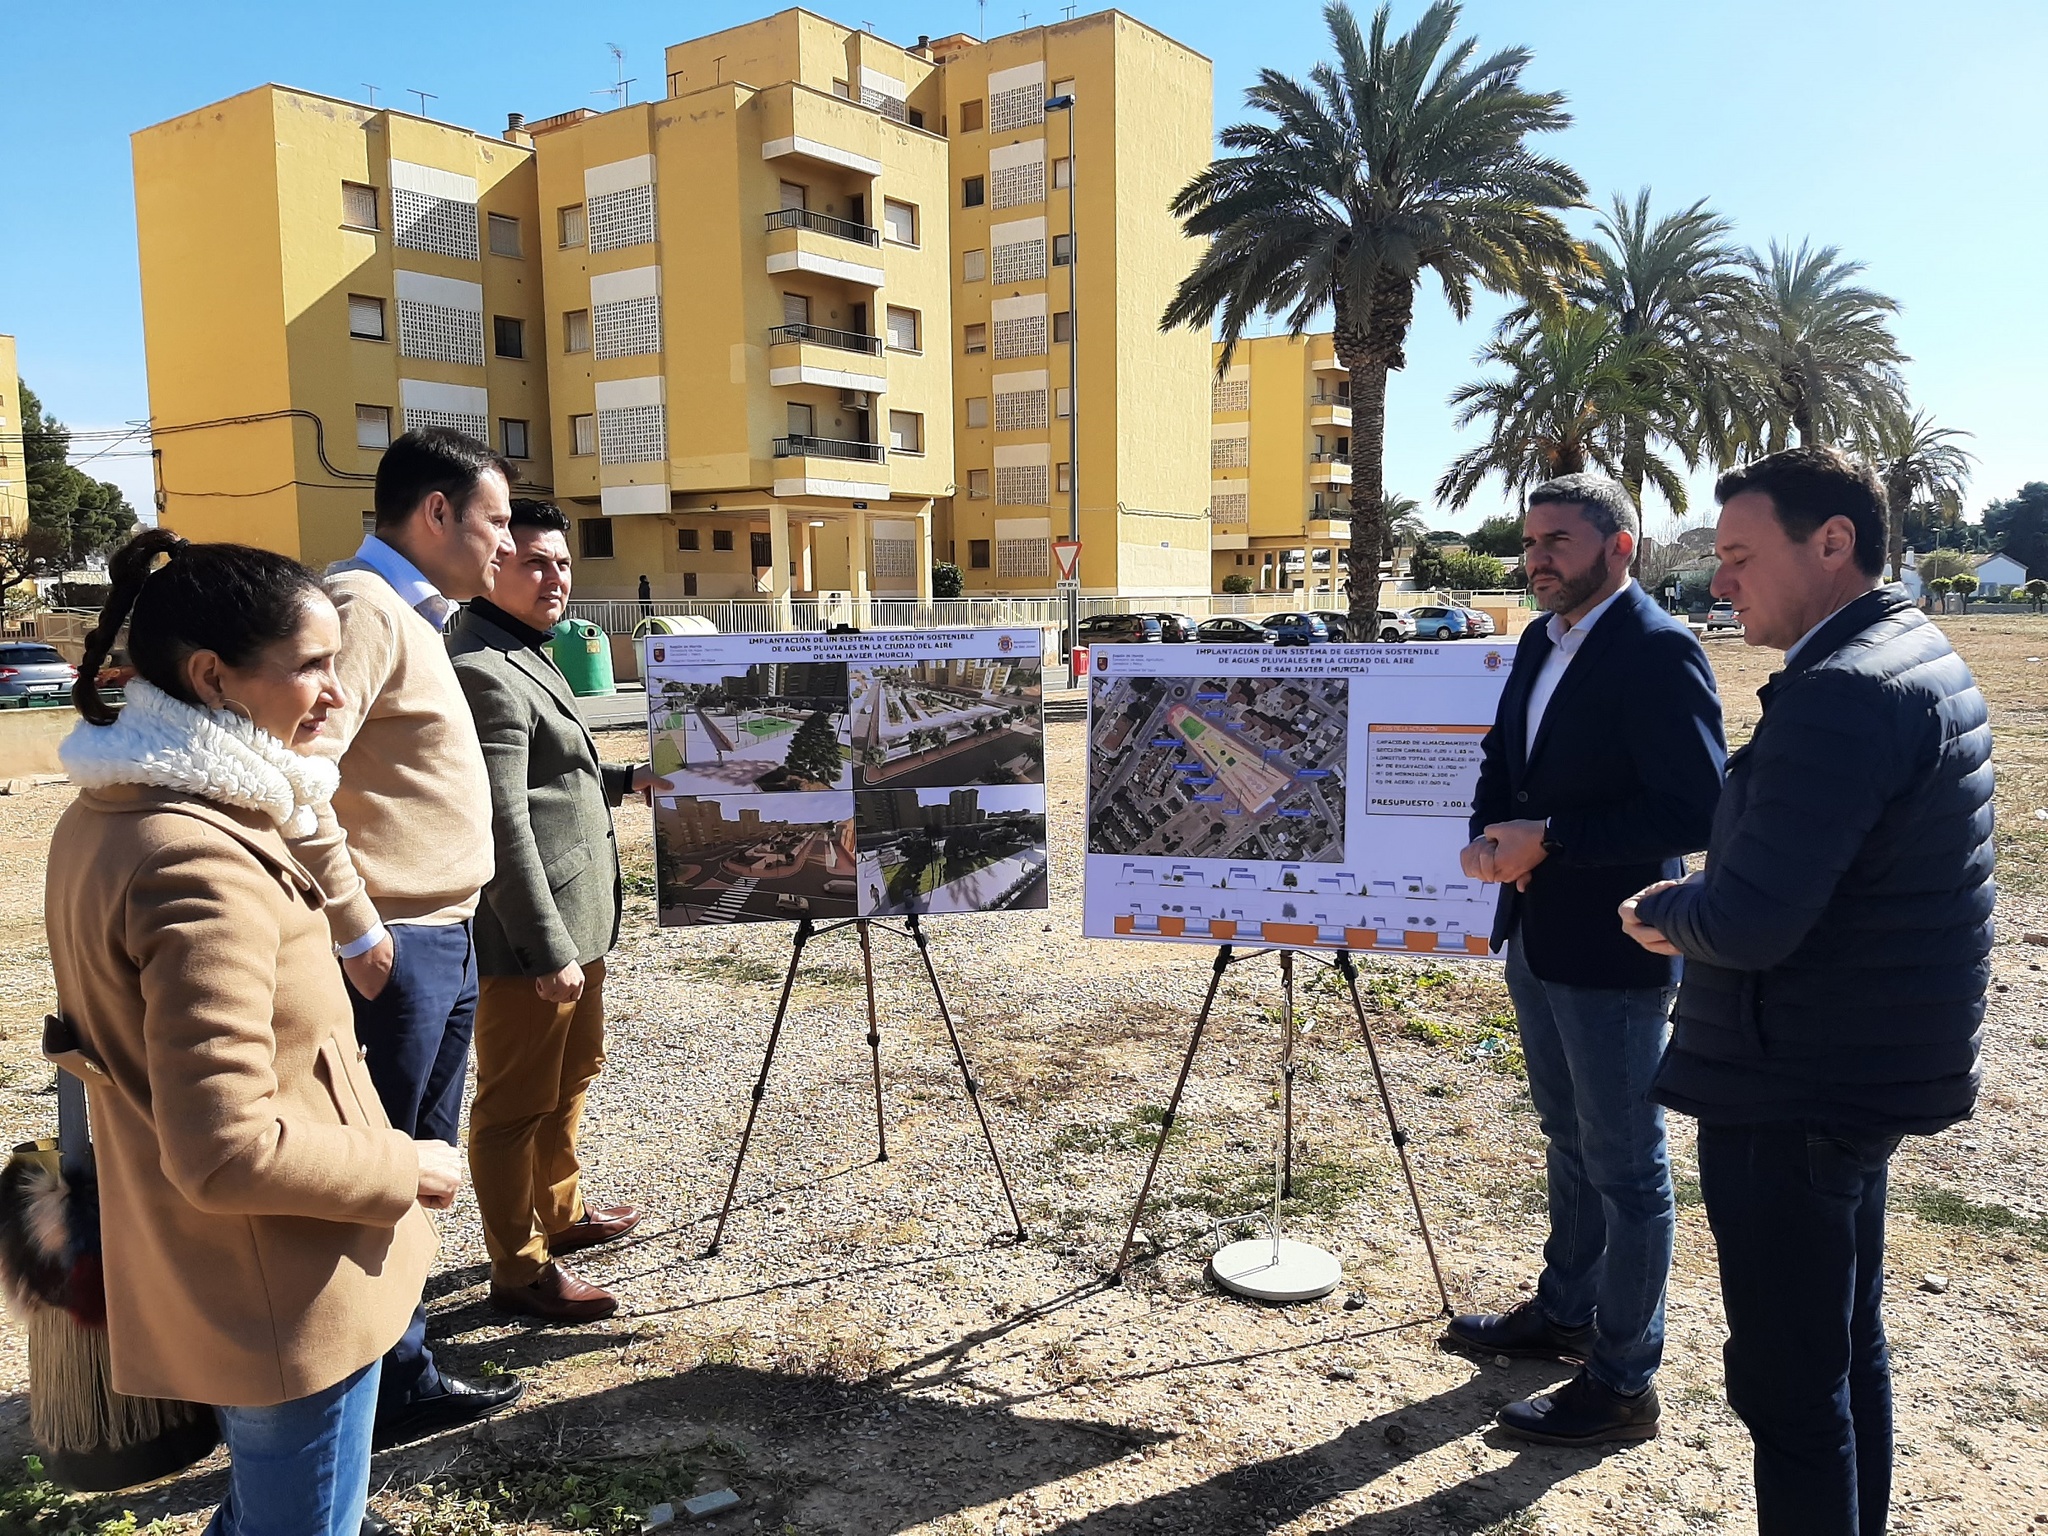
[1697,1122,1901,1536]
[347,920,479,1414]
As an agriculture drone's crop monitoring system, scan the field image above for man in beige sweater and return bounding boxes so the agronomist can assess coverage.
[291,427,524,1450]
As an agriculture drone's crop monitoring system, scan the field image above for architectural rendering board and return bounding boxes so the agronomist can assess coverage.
[1083,643,1512,955]
[648,629,1047,925]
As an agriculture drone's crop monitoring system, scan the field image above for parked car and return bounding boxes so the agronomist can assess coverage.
[1259,613,1332,646]
[1705,600,1742,632]
[1375,608,1417,642]
[1305,610,1353,642]
[1404,605,1470,640]
[1193,616,1278,644]
[1133,611,1201,643]
[1078,613,1164,644]
[1457,606,1497,637]
[0,643,79,700]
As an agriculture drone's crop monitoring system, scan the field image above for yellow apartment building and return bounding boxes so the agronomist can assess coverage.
[528,10,955,613]
[930,15,1212,597]
[1209,333,1352,598]
[0,336,27,538]
[133,87,552,570]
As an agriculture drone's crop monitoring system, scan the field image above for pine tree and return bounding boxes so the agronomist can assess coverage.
[783,710,844,787]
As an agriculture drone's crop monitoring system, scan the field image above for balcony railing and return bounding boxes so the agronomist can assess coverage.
[766,322,884,356]
[773,434,886,462]
[1309,452,1349,463]
[1310,390,1352,405]
[764,207,880,246]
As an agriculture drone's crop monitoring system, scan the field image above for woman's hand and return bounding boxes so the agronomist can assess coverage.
[414,1139,463,1210]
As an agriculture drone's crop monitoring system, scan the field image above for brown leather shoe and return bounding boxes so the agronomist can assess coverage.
[548,1202,643,1255]
[489,1261,618,1323]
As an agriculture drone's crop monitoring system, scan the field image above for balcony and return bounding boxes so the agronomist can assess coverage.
[766,323,889,391]
[1310,390,1352,428]
[1310,351,1348,374]
[1309,453,1352,485]
[774,435,885,463]
[757,82,885,177]
[764,207,879,247]
[765,214,885,288]
[770,434,891,500]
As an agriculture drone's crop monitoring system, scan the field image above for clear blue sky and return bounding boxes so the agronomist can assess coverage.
[5,0,2042,539]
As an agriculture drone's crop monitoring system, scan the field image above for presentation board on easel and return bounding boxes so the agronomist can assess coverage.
[1083,643,1513,956]
[645,628,1048,926]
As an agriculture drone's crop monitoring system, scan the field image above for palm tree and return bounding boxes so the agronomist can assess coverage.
[1572,190,1750,506]
[1728,241,1908,451]
[1862,407,1975,581]
[1161,0,1585,634]
[1436,305,1692,512]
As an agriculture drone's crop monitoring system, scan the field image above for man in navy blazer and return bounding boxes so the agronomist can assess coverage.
[1445,473,1726,1446]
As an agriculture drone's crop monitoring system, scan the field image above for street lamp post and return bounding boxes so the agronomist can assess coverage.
[1046,91,1079,685]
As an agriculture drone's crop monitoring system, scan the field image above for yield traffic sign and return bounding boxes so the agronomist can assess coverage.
[1053,539,1083,581]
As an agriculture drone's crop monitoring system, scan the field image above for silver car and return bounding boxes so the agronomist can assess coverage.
[0,643,78,700]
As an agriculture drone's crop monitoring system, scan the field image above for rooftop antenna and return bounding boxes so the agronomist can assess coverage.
[362,83,380,106]
[1062,3,1076,16]
[594,44,636,110]
[978,0,987,37]
[407,89,436,116]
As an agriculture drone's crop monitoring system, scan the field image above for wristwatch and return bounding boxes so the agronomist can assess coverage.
[1540,819,1565,857]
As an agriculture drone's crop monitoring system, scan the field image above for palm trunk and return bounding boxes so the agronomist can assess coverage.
[1341,276,1414,636]
[1883,467,1909,583]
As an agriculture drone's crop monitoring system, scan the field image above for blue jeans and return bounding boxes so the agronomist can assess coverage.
[1697,1122,1900,1536]
[347,919,478,1414]
[1504,934,1676,1396]
[206,1361,380,1536]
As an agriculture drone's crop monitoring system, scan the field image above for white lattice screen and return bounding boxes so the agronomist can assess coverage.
[402,406,488,440]
[991,239,1046,284]
[992,161,1044,210]
[996,537,1049,577]
[397,301,484,367]
[1211,493,1250,526]
[1211,378,1250,411]
[872,539,915,579]
[995,464,1049,505]
[994,390,1048,432]
[393,190,479,261]
[588,185,656,253]
[1211,435,1250,468]
[989,85,1044,133]
[598,404,666,464]
[594,297,662,359]
[993,315,1046,359]
[861,88,910,122]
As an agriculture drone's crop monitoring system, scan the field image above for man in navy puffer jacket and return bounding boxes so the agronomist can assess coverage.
[1622,446,1993,1536]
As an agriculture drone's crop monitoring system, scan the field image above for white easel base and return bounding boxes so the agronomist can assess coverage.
[1210,1237,1343,1302]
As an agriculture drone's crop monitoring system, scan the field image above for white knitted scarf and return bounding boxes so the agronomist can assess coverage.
[59,680,339,836]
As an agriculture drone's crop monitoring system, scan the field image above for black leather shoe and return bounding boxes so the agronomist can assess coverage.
[371,1374,525,1451]
[1497,1369,1660,1446]
[1442,1297,1594,1363]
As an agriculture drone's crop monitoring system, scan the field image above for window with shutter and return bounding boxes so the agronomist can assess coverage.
[779,180,807,211]
[967,470,990,500]
[883,199,918,245]
[962,248,986,282]
[1052,310,1072,344]
[962,176,985,208]
[787,403,815,437]
[782,293,811,328]
[960,98,984,131]
[969,538,991,568]
[341,181,378,230]
[487,214,522,257]
[558,205,587,248]
[677,528,700,551]
[500,419,529,459]
[347,295,386,340]
[713,529,735,552]
[564,309,592,353]
[963,323,988,355]
[571,414,596,456]
[966,397,990,429]
[886,306,919,352]
[355,405,391,450]
[1052,233,1073,267]
[1055,387,1071,418]
[579,518,614,559]
[888,411,922,453]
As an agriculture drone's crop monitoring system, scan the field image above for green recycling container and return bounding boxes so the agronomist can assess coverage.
[549,618,616,697]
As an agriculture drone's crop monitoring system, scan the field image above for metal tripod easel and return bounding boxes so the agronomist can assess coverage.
[1108,945,1452,1314]
[705,912,1028,1256]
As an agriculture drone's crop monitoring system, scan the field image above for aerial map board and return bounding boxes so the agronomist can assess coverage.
[1083,643,1512,956]
[645,629,1047,926]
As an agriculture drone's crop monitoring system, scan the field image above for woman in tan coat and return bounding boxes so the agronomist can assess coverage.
[45,529,460,1536]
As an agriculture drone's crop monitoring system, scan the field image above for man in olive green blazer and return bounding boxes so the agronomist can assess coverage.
[448,500,651,1323]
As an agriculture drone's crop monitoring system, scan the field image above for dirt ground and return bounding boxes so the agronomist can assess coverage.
[3,617,2045,1536]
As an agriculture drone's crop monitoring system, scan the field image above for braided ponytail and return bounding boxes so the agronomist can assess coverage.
[72,530,321,726]
[73,529,186,724]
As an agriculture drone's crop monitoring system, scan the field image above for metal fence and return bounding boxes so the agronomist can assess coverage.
[565,592,1273,636]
